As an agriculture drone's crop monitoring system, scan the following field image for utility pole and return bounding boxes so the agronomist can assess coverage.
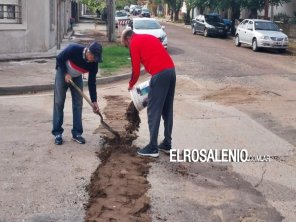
[107,0,115,42]
[57,0,61,50]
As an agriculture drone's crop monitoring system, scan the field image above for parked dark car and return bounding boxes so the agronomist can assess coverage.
[141,8,150,18]
[131,6,141,15]
[223,18,232,33]
[191,14,228,38]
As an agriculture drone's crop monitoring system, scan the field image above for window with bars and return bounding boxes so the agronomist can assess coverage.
[0,1,22,24]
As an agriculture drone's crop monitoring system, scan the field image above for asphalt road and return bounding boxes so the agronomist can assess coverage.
[165,22,296,80]
[163,22,296,148]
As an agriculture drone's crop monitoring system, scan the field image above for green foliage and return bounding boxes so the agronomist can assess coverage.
[164,0,183,20]
[185,0,290,12]
[78,0,106,12]
[116,0,137,10]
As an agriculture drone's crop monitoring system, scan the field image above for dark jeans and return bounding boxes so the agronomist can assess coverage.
[147,68,176,150]
[52,68,83,137]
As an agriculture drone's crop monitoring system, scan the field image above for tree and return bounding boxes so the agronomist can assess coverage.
[187,0,290,34]
[241,0,290,19]
[165,0,183,21]
[79,0,105,12]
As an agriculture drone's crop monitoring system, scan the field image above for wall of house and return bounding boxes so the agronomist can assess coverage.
[254,0,296,19]
[0,0,71,55]
[272,0,296,17]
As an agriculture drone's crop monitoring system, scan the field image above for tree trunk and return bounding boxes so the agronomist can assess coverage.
[200,7,204,15]
[185,8,191,24]
[174,10,179,21]
[249,8,258,19]
[264,0,269,20]
[231,1,240,36]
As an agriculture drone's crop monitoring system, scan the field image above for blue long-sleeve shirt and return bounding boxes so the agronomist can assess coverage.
[56,44,98,102]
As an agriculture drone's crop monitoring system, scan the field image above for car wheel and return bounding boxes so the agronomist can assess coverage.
[235,35,241,47]
[252,39,258,52]
[192,27,196,35]
[204,28,208,37]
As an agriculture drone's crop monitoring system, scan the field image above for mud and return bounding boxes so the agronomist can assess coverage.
[85,95,152,222]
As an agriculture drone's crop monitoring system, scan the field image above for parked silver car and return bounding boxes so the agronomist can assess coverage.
[235,19,289,53]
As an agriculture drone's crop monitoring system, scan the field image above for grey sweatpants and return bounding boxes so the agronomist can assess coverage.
[147,68,176,150]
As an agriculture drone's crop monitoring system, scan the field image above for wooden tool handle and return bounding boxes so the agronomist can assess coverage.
[69,79,94,108]
[69,79,104,120]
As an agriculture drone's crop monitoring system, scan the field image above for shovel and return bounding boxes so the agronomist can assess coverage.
[69,79,120,139]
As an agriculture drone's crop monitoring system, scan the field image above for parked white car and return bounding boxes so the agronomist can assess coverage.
[235,19,289,53]
[126,18,168,48]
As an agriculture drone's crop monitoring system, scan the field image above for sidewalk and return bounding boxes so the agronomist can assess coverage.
[0,20,134,95]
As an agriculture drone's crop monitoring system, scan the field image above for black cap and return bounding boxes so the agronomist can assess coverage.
[89,41,102,63]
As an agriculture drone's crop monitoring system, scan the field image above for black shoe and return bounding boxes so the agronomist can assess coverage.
[158,142,171,154]
[137,145,159,158]
[72,135,86,144]
[55,134,63,145]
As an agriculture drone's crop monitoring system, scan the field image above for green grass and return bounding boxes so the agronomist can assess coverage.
[100,44,131,76]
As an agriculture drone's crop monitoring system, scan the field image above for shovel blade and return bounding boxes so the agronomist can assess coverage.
[101,120,120,138]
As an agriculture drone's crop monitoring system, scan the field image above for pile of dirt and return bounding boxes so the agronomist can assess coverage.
[85,95,152,222]
[203,86,260,105]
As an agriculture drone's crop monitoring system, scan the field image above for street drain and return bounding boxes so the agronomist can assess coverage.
[85,95,152,222]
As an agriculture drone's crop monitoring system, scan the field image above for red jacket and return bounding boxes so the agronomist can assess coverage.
[129,34,175,88]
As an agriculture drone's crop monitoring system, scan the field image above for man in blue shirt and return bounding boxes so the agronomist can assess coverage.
[52,42,102,145]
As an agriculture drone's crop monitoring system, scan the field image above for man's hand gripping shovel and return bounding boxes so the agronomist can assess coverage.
[68,79,120,139]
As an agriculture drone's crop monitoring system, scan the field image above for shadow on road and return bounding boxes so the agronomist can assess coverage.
[168,46,185,55]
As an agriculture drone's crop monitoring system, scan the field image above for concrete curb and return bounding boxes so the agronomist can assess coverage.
[0,69,145,96]
[0,53,57,62]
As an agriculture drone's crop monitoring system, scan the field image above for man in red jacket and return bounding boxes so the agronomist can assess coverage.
[122,29,176,157]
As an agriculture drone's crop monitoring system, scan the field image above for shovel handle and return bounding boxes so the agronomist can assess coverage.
[68,79,104,119]
[69,79,120,138]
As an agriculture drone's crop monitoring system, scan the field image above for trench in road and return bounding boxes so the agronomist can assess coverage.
[84,95,152,222]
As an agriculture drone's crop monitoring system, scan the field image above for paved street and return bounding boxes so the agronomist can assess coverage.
[0,20,296,222]
[164,21,296,148]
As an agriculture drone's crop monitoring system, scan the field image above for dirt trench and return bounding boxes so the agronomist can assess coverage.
[84,95,152,222]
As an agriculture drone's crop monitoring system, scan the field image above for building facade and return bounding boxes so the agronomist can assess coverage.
[0,0,73,55]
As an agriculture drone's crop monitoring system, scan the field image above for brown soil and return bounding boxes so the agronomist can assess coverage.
[203,86,261,105]
[84,95,152,222]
